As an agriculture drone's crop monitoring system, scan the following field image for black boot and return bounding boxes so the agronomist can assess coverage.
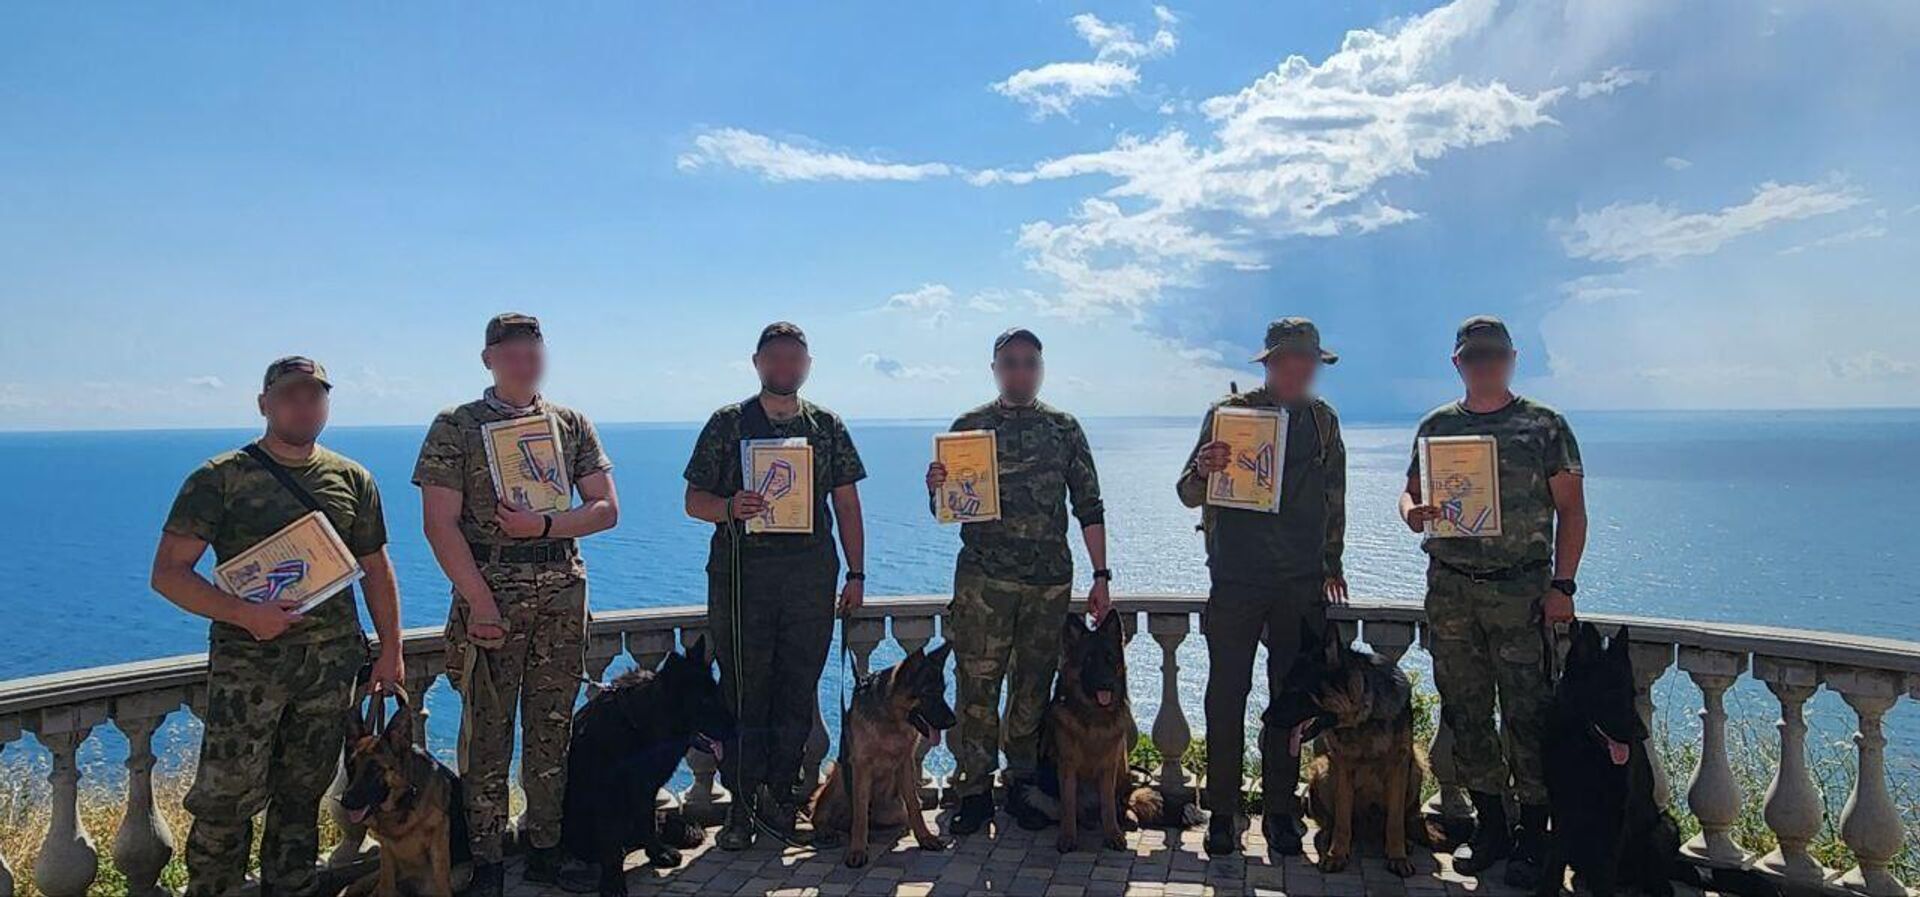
[1451,791,1511,876]
[1503,804,1549,889]
[523,844,564,883]
[1006,781,1050,831]
[951,792,996,835]
[1262,811,1306,857]
[717,803,757,851]
[467,861,504,897]
[1205,813,1240,857]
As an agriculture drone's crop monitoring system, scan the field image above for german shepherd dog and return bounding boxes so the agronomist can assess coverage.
[562,637,734,897]
[808,643,957,868]
[1268,626,1441,877]
[337,688,468,897]
[1029,613,1196,853]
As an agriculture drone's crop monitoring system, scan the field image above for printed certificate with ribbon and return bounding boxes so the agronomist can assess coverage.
[1419,435,1502,538]
[934,429,1000,524]
[214,511,364,614]
[1207,406,1287,513]
[482,415,572,514]
[740,437,814,534]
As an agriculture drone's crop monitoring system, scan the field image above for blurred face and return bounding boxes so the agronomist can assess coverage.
[992,342,1044,404]
[258,381,329,446]
[1263,352,1319,402]
[754,338,810,396]
[1453,348,1516,394]
[482,338,545,396]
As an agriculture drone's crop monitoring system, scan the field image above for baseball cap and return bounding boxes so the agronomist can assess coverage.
[1250,317,1338,365]
[262,356,331,392]
[992,327,1043,355]
[1453,315,1514,356]
[756,321,808,351]
[485,313,543,346]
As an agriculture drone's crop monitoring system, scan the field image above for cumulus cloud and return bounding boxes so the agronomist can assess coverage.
[993,7,1178,119]
[677,128,954,182]
[878,283,956,327]
[859,353,959,382]
[184,375,225,390]
[1574,65,1650,98]
[1827,350,1916,381]
[1557,180,1862,263]
[1663,156,1692,170]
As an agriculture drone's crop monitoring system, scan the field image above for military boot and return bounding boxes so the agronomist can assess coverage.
[1007,781,1051,831]
[522,844,564,883]
[1503,804,1550,889]
[718,802,757,851]
[951,791,996,835]
[1451,791,1511,876]
[1205,813,1240,857]
[467,861,505,897]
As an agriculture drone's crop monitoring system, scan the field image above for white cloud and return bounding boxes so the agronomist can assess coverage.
[1574,65,1650,98]
[184,375,224,390]
[677,128,954,183]
[1559,274,1642,303]
[1827,350,1916,382]
[1663,156,1692,171]
[1778,223,1888,255]
[1557,180,1863,263]
[992,8,1178,119]
[859,353,959,382]
[0,383,43,410]
[879,283,955,327]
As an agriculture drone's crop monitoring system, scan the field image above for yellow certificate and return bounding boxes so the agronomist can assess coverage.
[1207,406,1287,513]
[935,430,1000,524]
[214,511,364,614]
[482,415,572,514]
[1419,435,1502,538]
[740,438,814,534]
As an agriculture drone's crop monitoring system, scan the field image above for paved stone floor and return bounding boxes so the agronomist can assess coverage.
[500,812,1711,897]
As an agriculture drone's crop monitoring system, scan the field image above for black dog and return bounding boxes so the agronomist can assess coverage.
[1541,623,1776,897]
[562,636,736,897]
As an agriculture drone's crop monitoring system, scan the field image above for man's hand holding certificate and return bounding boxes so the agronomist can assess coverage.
[1205,407,1287,513]
[214,511,365,616]
[1417,435,1502,538]
[933,430,1001,524]
[482,415,572,514]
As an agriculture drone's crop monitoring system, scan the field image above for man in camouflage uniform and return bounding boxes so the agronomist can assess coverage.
[683,321,867,850]
[414,314,619,896]
[926,327,1109,835]
[152,356,404,897]
[1177,318,1347,858]
[1399,315,1586,888]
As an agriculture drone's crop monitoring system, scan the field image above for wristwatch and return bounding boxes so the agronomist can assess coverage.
[845,571,866,583]
[1092,569,1113,582]
[1550,578,1577,597]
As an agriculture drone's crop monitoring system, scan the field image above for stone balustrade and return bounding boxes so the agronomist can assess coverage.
[2,596,1916,897]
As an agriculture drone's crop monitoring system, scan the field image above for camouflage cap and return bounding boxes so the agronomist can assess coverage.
[1453,315,1514,356]
[992,327,1043,356]
[262,356,331,392]
[484,312,542,346]
[1251,317,1338,365]
[756,321,807,351]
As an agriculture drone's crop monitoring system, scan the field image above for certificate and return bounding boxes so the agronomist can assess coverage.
[934,430,1000,524]
[1419,435,1502,538]
[740,438,814,534]
[214,511,364,614]
[482,415,572,514]
[1207,406,1287,513]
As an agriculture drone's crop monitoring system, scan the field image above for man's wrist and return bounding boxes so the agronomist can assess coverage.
[845,570,866,582]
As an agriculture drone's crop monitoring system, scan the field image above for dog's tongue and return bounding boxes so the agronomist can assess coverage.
[1606,737,1629,766]
[347,805,371,825]
[1288,720,1310,758]
[1096,689,1114,707]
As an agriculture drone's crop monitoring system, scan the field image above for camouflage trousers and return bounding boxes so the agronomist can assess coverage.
[444,568,587,864]
[1424,563,1552,805]
[947,567,1072,798]
[184,635,366,897]
[706,551,837,805]
[1202,576,1326,816]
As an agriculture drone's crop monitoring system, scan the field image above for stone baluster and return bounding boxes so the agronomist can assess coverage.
[404,658,441,750]
[845,617,886,678]
[1677,647,1749,865]
[28,703,107,897]
[1361,620,1414,663]
[892,613,940,794]
[1751,657,1828,888]
[586,631,626,686]
[677,628,727,822]
[110,691,183,897]
[1,715,19,897]
[1418,623,1472,824]
[1826,666,1908,897]
[1147,612,1194,796]
[1626,641,1676,808]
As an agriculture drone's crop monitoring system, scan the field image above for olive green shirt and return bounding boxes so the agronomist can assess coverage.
[1177,389,1347,584]
[163,442,386,646]
[1408,396,1582,571]
[410,397,613,551]
[949,400,1104,586]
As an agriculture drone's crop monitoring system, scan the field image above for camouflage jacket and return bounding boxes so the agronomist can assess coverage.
[1408,396,1582,571]
[1177,389,1346,583]
[683,396,866,568]
[947,400,1104,586]
[163,442,386,646]
[411,396,612,574]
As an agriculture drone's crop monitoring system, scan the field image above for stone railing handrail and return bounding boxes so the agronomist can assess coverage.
[2,595,1916,897]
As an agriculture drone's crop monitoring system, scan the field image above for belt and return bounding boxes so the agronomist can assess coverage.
[469,540,577,564]
[1432,557,1548,583]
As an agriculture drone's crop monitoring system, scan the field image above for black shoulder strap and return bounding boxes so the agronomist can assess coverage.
[241,443,327,515]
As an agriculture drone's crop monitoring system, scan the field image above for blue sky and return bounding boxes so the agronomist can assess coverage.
[1,1,1915,430]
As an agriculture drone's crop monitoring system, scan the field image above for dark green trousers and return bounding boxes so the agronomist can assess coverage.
[1201,576,1326,815]
[707,552,837,803]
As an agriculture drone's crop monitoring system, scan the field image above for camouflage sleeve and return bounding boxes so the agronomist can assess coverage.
[1546,411,1584,477]
[1321,406,1346,579]
[1175,407,1215,509]
[411,411,467,492]
[1405,413,1434,479]
[569,411,614,481]
[682,412,731,494]
[827,414,867,489]
[1063,416,1105,528]
[348,468,389,557]
[162,462,224,544]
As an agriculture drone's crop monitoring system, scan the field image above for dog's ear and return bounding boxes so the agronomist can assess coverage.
[685,635,710,667]
[1606,625,1632,662]
[1060,613,1087,643]
[899,646,926,677]
[1569,621,1603,666]
[1321,624,1346,666]
[382,700,414,750]
[345,698,369,743]
[1095,609,1122,639]
[927,641,953,670]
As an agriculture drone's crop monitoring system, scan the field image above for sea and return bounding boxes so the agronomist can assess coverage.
[1,409,1916,785]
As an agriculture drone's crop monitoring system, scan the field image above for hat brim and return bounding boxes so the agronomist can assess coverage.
[1452,339,1515,358]
[266,373,331,392]
[1251,346,1339,365]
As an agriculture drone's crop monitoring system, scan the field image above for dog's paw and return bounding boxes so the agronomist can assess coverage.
[1103,830,1127,851]
[1056,833,1079,854]
[1317,850,1350,874]
[844,847,869,868]
[1385,855,1415,878]
[645,845,682,869]
[917,834,953,852]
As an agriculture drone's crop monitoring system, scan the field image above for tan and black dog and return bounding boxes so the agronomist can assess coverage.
[337,688,467,897]
[1268,626,1442,877]
[808,643,957,868]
